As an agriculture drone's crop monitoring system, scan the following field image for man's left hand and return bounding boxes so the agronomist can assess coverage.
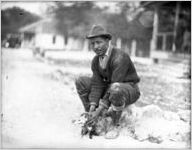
[89,105,96,112]
[88,110,100,121]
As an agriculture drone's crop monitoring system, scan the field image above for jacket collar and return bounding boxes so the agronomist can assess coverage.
[105,41,112,57]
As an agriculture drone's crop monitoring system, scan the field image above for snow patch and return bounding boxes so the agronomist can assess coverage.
[121,104,190,144]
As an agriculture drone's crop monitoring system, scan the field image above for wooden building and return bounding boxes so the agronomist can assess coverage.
[140,1,191,61]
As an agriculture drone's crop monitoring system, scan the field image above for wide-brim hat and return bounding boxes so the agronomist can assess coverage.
[86,24,112,39]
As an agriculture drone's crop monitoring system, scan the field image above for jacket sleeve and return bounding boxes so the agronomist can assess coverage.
[88,57,107,106]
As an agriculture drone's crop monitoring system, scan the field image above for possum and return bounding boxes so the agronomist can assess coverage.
[81,113,99,139]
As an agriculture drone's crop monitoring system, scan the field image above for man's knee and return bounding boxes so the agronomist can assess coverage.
[75,76,85,90]
[109,82,121,93]
[109,83,125,107]
[75,76,90,95]
[75,76,83,88]
[109,82,140,107]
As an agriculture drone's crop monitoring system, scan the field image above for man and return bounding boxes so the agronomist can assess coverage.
[75,25,140,138]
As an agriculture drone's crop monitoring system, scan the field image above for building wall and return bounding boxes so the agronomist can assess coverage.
[35,33,65,50]
[21,33,35,48]
[65,37,87,51]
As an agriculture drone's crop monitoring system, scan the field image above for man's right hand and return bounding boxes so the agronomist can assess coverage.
[88,105,96,122]
[89,105,96,112]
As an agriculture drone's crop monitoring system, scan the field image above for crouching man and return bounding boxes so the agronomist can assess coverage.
[75,25,140,138]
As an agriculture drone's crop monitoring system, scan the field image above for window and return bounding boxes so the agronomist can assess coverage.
[53,35,56,44]
[157,35,163,50]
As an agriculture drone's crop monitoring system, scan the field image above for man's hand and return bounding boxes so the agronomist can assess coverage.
[89,109,100,120]
[88,105,105,121]
[89,105,96,112]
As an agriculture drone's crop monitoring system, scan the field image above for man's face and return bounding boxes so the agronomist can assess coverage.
[90,37,109,56]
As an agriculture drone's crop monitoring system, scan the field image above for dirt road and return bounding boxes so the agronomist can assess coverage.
[1,48,189,148]
[2,49,83,148]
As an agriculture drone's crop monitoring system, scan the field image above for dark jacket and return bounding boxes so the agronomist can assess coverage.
[89,47,140,106]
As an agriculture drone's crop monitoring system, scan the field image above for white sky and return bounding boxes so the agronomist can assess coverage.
[1,2,51,15]
[1,1,120,16]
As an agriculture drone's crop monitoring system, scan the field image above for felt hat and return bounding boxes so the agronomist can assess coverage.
[86,24,112,39]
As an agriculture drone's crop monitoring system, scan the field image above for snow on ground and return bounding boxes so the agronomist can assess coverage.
[1,48,191,148]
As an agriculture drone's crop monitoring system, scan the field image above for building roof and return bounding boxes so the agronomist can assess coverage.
[140,1,190,9]
[19,18,59,34]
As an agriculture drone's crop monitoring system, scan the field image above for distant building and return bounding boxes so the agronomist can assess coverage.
[19,18,89,56]
[140,1,191,61]
[20,18,65,50]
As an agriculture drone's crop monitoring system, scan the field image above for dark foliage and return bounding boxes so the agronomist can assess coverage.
[1,7,40,40]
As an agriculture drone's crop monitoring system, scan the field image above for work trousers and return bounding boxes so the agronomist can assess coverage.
[75,76,140,112]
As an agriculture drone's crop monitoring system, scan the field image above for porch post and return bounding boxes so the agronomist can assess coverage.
[172,1,180,52]
[131,40,136,57]
[150,6,159,57]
